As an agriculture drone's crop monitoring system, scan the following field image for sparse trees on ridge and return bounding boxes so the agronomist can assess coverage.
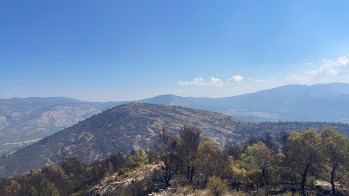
[159,126,349,195]
[1,125,349,195]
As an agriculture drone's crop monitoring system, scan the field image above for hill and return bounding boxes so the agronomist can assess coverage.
[139,83,349,122]
[1,103,349,178]
[0,97,121,155]
[0,103,240,178]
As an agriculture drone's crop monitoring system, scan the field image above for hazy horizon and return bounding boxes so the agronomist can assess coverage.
[0,82,348,102]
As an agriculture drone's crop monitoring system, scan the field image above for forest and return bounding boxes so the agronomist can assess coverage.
[1,125,349,196]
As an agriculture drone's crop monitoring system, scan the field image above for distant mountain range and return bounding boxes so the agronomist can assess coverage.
[1,83,349,155]
[140,83,349,122]
[1,103,348,178]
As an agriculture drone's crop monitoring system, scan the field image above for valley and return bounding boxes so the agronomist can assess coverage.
[1,83,349,157]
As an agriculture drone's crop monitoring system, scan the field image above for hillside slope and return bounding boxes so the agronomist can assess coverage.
[0,97,120,150]
[1,103,349,178]
[0,103,240,178]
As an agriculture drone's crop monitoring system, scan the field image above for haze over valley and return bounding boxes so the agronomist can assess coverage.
[2,83,349,156]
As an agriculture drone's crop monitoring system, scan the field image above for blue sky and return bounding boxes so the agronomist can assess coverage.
[1,0,349,101]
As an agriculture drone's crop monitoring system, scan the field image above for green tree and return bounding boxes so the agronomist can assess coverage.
[124,149,149,170]
[178,125,202,182]
[241,142,278,187]
[321,128,349,195]
[28,186,39,196]
[286,129,322,195]
[197,138,230,183]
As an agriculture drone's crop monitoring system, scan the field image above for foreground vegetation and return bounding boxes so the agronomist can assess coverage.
[157,126,349,195]
[1,125,349,195]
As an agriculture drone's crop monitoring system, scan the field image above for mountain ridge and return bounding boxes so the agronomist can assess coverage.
[139,82,349,122]
[0,103,241,177]
[1,102,349,178]
[1,83,349,156]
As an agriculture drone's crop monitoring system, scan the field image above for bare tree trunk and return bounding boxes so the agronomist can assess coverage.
[261,167,267,186]
[189,167,194,183]
[187,161,190,181]
[164,166,172,187]
[331,164,337,195]
[301,164,310,196]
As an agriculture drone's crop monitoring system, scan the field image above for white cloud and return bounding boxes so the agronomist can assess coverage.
[337,55,349,65]
[209,77,225,87]
[178,77,206,86]
[175,53,349,98]
[229,74,244,82]
[315,54,349,76]
[178,77,227,88]
[285,53,349,84]
[178,74,246,89]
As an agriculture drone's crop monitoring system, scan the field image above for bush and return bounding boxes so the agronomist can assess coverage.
[126,150,149,169]
[207,176,228,196]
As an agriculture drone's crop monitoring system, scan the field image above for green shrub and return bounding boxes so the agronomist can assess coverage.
[207,176,228,196]
[125,149,149,169]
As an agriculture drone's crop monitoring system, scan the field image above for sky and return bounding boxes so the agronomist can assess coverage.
[1,0,349,101]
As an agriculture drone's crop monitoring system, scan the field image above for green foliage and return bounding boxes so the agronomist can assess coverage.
[207,176,228,196]
[241,141,281,187]
[197,138,231,183]
[28,186,39,196]
[230,159,247,180]
[1,126,349,196]
[0,153,128,195]
[128,149,149,167]
[286,129,322,195]
[121,149,149,174]
[320,128,349,195]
